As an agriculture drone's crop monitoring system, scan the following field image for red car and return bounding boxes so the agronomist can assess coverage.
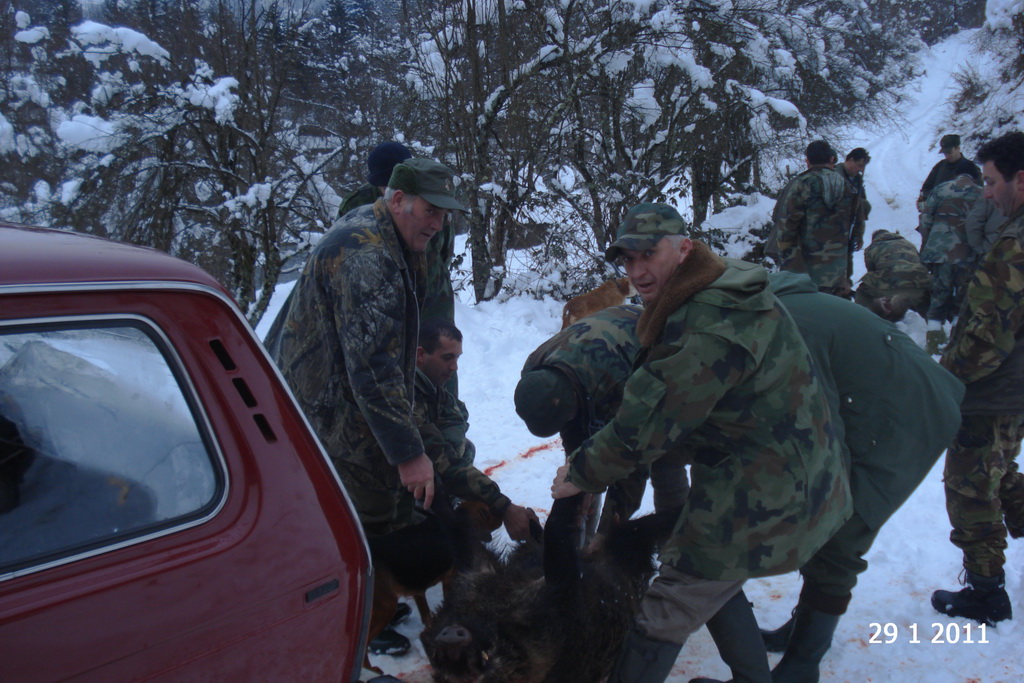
[0,223,372,681]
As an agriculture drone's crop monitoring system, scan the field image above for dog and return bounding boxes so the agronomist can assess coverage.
[364,498,501,673]
[561,277,636,329]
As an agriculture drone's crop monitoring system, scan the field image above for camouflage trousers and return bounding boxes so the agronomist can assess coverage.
[943,413,1024,576]
[926,262,973,323]
[798,509,879,609]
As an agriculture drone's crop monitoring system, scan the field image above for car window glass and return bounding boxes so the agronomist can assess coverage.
[0,324,218,574]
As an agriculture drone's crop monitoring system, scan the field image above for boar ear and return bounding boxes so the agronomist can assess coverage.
[543,494,585,590]
[528,517,544,543]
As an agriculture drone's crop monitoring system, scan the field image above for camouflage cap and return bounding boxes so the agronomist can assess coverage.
[514,369,578,437]
[604,202,687,262]
[940,134,960,151]
[389,158,467,212]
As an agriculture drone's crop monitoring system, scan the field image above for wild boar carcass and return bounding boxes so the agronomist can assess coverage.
[421,494,674,682]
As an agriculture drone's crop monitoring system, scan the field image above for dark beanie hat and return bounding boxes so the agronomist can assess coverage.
[514,369,578,437]
[367,142,412,187]
[940,134,961,151]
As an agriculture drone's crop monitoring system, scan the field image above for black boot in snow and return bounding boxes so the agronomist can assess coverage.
[609,625,683,683]
[931,570,1012,624]
[759,613,794,653]
[770,604,840,683]
[688,589,771,683]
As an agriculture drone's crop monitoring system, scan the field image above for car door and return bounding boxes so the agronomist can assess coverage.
[0,284,370,682]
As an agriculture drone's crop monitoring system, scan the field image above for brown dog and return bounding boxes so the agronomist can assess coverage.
[561,277,636,329]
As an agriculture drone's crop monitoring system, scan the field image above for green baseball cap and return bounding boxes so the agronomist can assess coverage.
[388,158,466,211]
[604,202,687,262]
[514,369,578,437]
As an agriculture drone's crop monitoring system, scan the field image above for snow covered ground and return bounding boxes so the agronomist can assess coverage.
[256,30,1024,683]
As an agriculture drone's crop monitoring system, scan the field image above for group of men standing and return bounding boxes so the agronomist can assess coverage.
[262,130,1024,683]
[769,141,869,298]
[760,131,1024,671]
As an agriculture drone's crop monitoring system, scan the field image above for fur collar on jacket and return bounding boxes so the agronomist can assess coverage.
[637,241,727,347]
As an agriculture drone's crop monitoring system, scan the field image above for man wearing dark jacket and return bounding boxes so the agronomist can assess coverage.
[918,133,982,210]
[932,131,1024,625]
[753,271,964,683]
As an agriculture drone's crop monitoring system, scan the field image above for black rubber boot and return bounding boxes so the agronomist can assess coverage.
[390,601,412,625]
[688,590,771,683]
[759,613,794,653]
[770,604,840,683]
[609,626,683,683]
[931,570,1012,624]
[367,627,410,656]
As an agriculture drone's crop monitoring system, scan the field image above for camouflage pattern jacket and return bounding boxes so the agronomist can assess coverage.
[414,369,509,514]
[918,175,982,265]
[835,163,870,247]
[943,206,1024,415]
[920,156,981,200]
[521,305,650,521]
[771,272,964,530]
[565,244,851,580]
[339,183,456,325]
[775,166,858,288]
[265,200,424,484]
[522,305,643,448]
[337,182,380,218]
[858,230,931,299]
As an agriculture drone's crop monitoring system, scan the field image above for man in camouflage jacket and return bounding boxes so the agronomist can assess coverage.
[854,229,932,320]
[836,148,872,279]
[918,173,982,323]
[414,318,534,540]
[265,158,464,535]
[551,203,851,683]
[932,132,1024,626]
[759,271,963,682]
[514,305,688,538]
[774,141,859,296]
[339,142,458,336]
